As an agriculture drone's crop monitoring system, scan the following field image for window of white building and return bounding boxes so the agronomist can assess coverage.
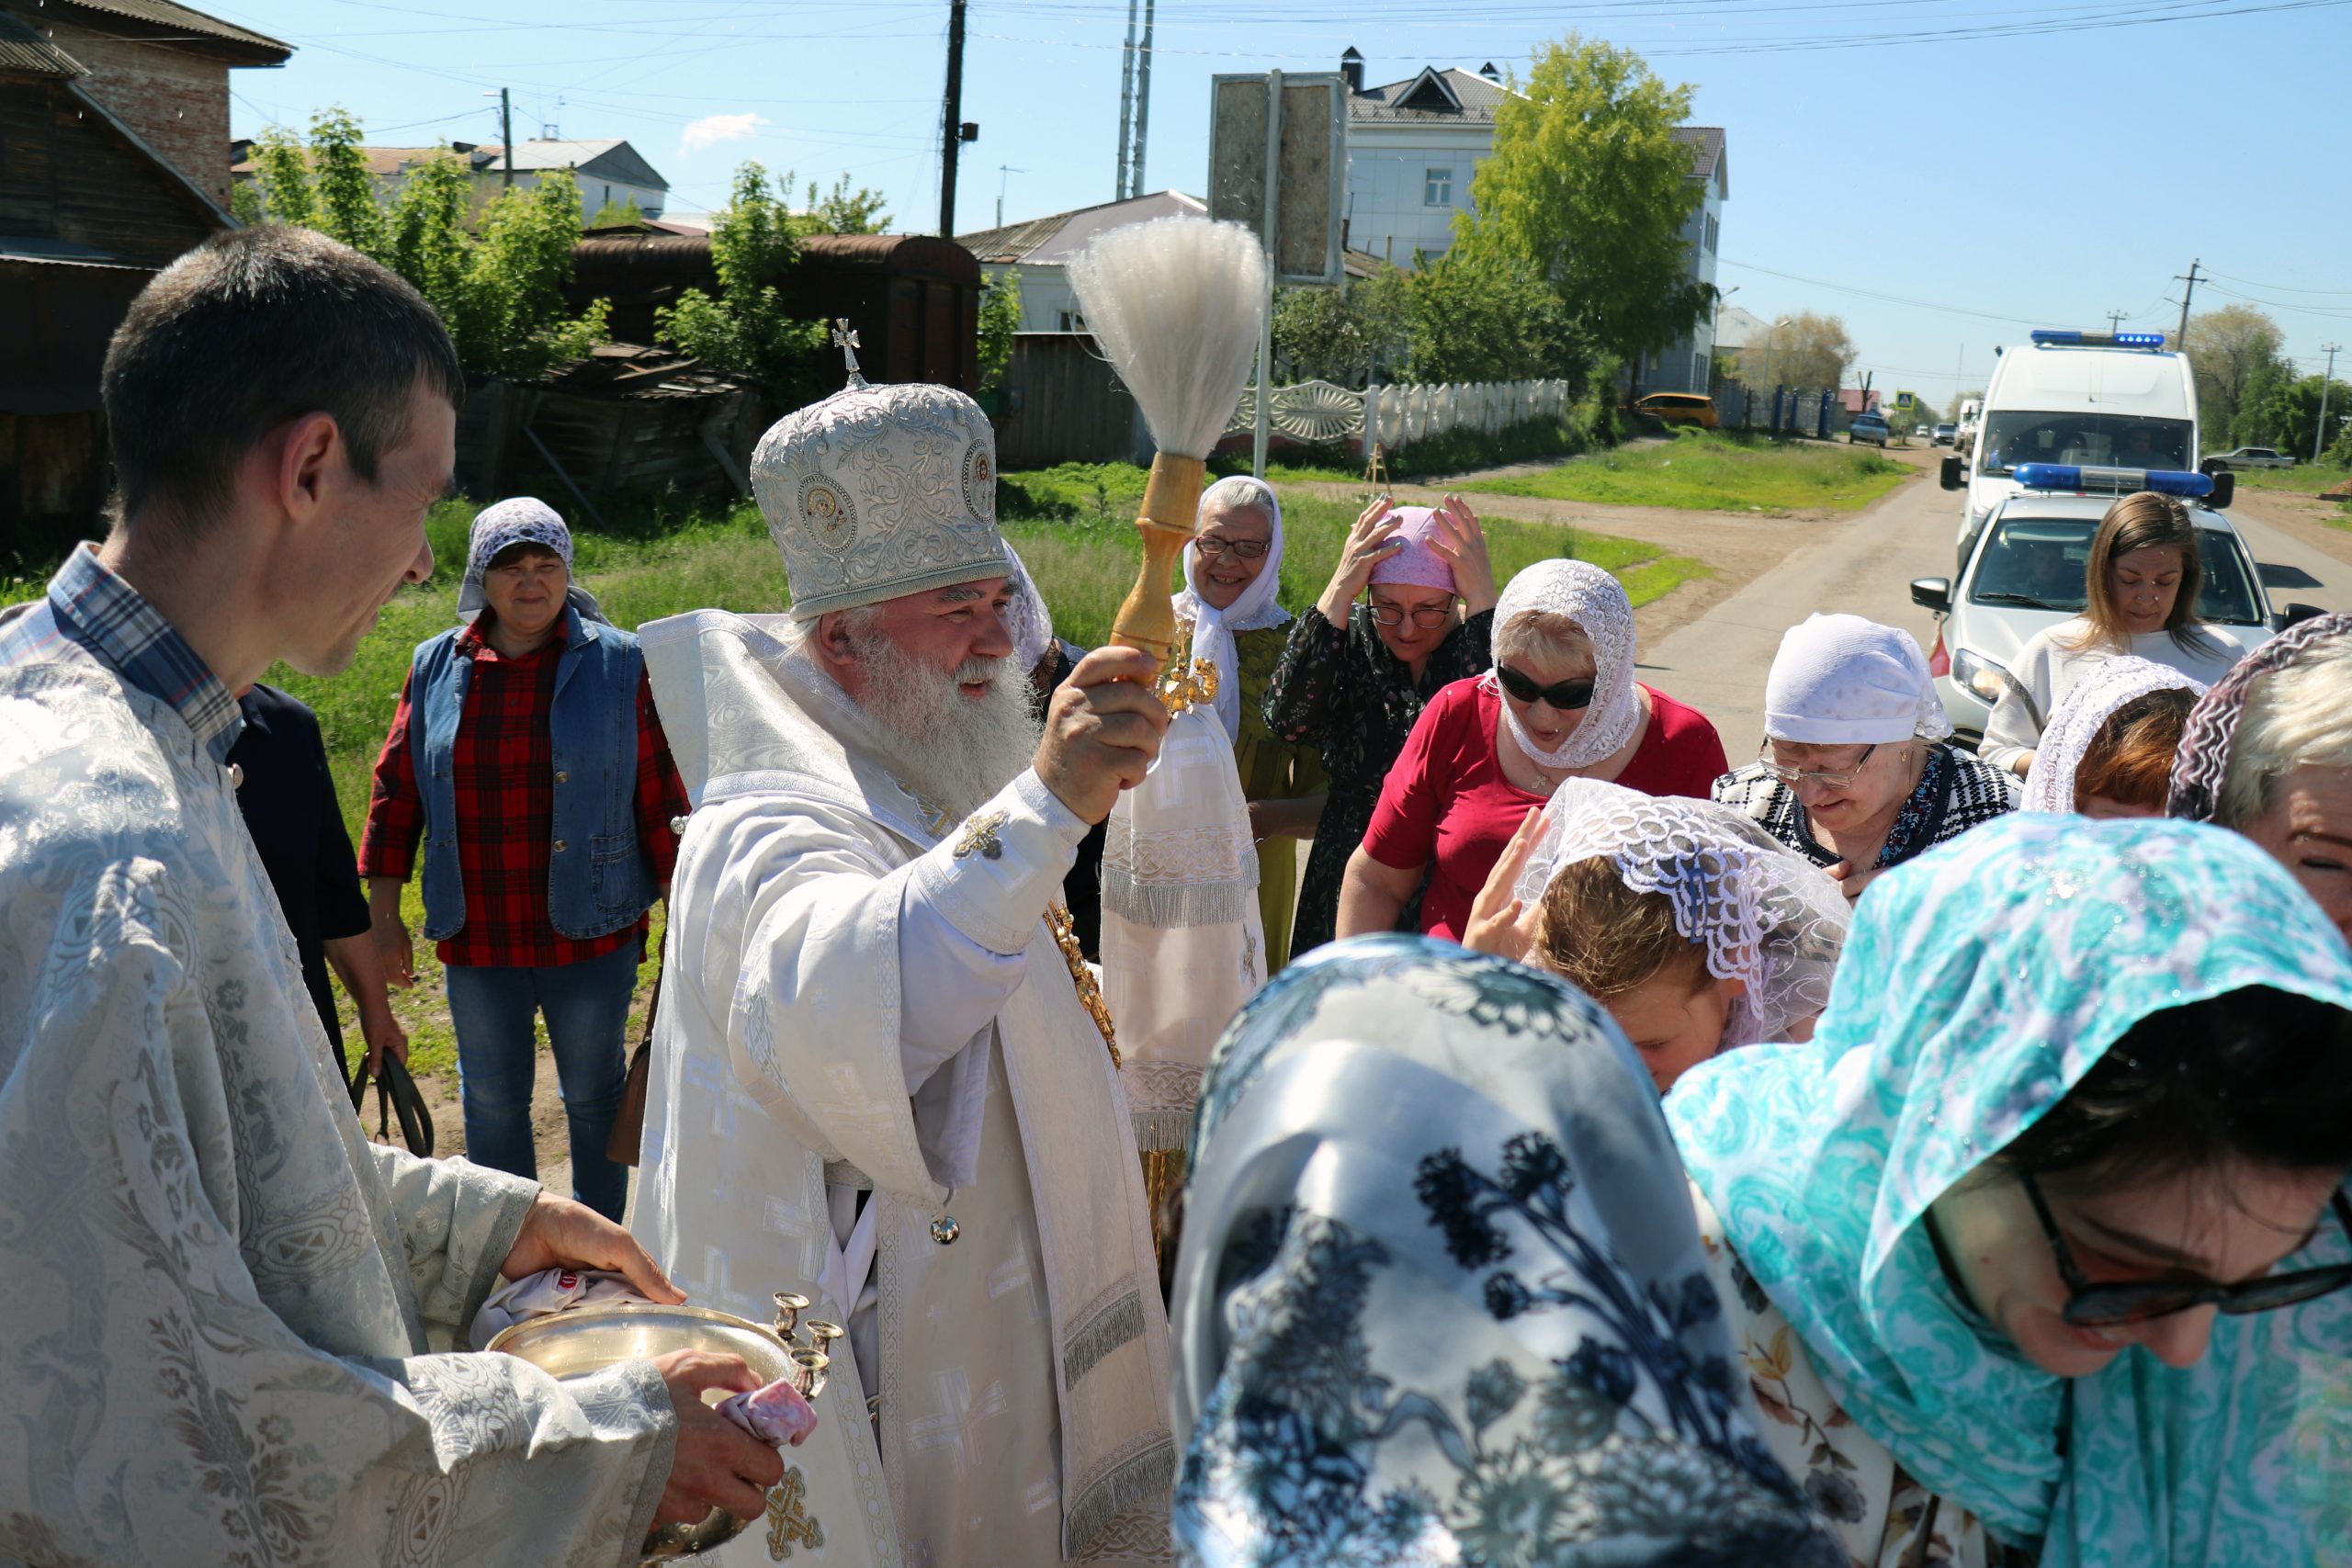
[1705,213,1719,254]
[1423,167,1453,207]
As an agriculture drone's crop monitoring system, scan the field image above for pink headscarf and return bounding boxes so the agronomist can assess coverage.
[1367,506,1455,593]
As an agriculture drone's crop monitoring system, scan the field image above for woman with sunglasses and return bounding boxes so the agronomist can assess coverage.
[1714,613,2015,901]
[1338,558,1725,944]
[1667,816,2352,1565]
[1262,496,1498,954]
[1168,475,1329,973]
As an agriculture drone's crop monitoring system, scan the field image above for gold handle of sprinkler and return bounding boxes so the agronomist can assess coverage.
[1107,453,1220,711]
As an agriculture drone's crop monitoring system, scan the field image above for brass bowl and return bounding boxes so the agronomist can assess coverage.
[489,1303,795,1562]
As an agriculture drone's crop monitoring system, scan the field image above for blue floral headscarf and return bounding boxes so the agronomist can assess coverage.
[1667,815,2352,1554]
[456,497,610,626]
[1171,935,1842,1567]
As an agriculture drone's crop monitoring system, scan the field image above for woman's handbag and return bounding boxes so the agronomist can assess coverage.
[606,963,661,1166]
[349,1049,435,1158]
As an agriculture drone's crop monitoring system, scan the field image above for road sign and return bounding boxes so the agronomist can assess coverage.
[1206,72,1345,287]
[1895,390,1917,411]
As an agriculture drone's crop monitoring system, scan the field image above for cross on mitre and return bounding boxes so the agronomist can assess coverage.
[832,318,865,387]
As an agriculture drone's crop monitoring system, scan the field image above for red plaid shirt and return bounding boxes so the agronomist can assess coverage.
[358,617,690,968]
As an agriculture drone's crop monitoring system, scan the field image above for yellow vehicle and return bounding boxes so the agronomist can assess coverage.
[1635,391,1720,428]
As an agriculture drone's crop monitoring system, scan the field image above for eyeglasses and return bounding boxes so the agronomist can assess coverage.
[2023,1172,2352,1328]
[1756,742,1879,789]
[1368,600,1455,629]
[1495,663,1596,711]
[1193,536,1269,560]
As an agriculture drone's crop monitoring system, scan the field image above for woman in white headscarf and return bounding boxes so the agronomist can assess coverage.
[1714,613,2016,901]
[2018,655,2203,817]
[1170,475,1327,972]
[1338,558,1726,943]
[1464,777,1849,1093]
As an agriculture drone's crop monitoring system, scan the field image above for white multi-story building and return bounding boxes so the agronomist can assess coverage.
[1652,126,1727,395]
[1340,52,1506,269]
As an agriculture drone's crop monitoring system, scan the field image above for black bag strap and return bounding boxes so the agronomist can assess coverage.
[348,1050,435,1158]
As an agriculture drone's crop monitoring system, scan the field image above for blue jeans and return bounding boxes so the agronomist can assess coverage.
[443,941,639,1221]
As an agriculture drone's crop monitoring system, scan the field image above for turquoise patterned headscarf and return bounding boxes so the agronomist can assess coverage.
[1666,815,2352,1551]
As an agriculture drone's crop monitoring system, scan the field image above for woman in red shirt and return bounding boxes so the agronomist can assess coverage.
[1338,558,1726,942]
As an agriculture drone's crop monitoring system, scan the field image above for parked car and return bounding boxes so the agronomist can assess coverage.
[1933,422,1957,446]
[2204,446,2296,471]
[1908,470,2318,746]
[1635,391,1720,428]
[1848,412,1891,446]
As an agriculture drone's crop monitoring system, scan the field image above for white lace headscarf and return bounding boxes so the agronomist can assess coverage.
[1763,613,1950,744]
[456,497,610,626]
[1000,541,1057,672]
[1514,777,1850,1049]
[1485,558,1640,770]
[1173,475,1290,742]
[2021,656,2206,813]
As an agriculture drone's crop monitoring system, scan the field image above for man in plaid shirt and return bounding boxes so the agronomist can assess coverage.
[361,498,689,1220]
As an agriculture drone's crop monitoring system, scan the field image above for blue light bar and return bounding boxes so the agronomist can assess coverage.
[2014,463,2213,498]
[2030,329,2166,348]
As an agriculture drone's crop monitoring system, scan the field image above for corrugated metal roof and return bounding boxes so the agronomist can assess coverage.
[1676,126,1728,190]
[0,234,150,269]
[29,0,289,59]
[955,189,1206,266]
[0,12,88,76]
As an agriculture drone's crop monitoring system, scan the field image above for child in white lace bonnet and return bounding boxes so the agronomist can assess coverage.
[1466,778,1849,1092]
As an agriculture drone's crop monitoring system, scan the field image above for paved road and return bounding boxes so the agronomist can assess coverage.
[1643,466,1959,760]
[1644,471,2352,762]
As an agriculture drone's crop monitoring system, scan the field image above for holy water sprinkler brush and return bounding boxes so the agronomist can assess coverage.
[1064,216,1270,662]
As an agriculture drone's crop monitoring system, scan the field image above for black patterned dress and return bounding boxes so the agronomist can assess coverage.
[1712,743,2018,871]
[1262,604,1495,955]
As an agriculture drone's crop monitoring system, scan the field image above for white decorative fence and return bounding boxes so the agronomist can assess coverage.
[1224,378,1576,451]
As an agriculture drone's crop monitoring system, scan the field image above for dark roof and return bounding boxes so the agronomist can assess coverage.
[0,11,87,76]
[1676,126,1728,192]
[19,0,290,62]
[480,139,669,191]
[1348,66,1512,124]
[956,189,1206,265]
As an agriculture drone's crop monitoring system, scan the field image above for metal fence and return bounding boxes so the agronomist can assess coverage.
[1224,378,1578,454]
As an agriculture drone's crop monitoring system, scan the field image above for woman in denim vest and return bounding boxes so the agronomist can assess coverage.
[361,499,689,1219]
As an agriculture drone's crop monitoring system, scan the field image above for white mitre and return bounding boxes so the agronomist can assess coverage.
[753,344,1011,617]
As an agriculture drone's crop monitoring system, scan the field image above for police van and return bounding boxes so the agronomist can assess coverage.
[1940,331,2205,570]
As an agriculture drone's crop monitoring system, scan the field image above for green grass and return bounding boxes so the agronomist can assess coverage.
[31,482,1707,1088]
[2237,462,2351,496]
[1459,427,1910,513]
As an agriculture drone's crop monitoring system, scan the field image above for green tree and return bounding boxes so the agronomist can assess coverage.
[458,170,609,379]
[247,123,316,228]
[2185,305,2285,440]
[2235,369,2352,458]
[307,107,386,259]
[1736,310,1852,392]
[977,268,1023,393]
[588,194,646,228]
[386,150,474,322]
[1459,37,1710,398]
[656,162,829,405]
[1402,250,1587,385]
[799,173,891,236]
[1272,273,1409,386]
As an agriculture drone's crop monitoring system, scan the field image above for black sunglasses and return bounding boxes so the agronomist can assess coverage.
[2024,1173,2352,1328]
[1495,663,1596,712]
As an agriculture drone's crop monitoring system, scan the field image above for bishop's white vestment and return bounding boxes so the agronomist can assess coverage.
[632,609,1175,1568]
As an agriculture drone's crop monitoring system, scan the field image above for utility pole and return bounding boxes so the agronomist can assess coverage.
[500,88,514,187]
[1114,0,1137,198]
[939,0,968,238]
[1126,0,1155,199]
[2175,258,2206,345]
[2106,309,2126,334]
[2319,344,2343,465]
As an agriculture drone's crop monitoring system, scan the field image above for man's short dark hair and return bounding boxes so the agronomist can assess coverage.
[101,226,467,536]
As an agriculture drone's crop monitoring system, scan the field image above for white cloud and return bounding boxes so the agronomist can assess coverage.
[681,112,769,154]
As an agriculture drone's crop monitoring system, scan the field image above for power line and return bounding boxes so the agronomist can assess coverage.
[1718,257,2042,327]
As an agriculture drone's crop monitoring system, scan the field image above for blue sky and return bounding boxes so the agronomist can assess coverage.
[220,0,2352,409]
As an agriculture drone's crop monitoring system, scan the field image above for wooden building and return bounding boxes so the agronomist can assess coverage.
[0,0,287,564]
[567,229,983,394]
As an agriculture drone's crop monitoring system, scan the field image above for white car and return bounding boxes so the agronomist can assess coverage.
[2205,446,2296,471]
[1909,468,2314,744]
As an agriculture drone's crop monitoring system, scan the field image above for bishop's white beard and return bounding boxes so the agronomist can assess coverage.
[848,631,1043,820]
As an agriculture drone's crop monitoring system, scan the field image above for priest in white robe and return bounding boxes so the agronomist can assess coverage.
[0,227,787,1566]
[632,355,1180,1566]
